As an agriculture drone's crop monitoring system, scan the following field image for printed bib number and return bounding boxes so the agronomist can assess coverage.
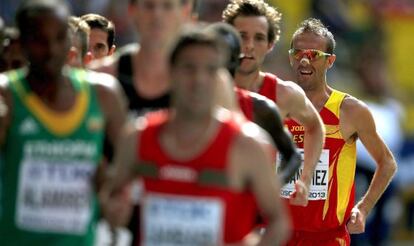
[277,149,330,200]
[142,193,224,246]
[16,159,96,234]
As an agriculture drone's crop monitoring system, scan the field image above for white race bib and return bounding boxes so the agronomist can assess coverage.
[142,193,224,246]
[16,159,96,234]
[277,149,330,200]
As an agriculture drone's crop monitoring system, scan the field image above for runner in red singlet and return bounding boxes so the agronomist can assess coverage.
[223,0,325,206]
[101,28,291,245]
[208,22,301,184]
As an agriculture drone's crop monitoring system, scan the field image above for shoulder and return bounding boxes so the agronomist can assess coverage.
[79,69,127,114]
[235,121,272,152]
[276,78,306,99]
[341,94,371,120]
[340,94,375,138]
[84,69,120,93]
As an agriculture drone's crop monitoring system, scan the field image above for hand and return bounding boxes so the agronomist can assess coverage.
[346,206,367,234]
[99,185,132,227]
[289,179,309,206]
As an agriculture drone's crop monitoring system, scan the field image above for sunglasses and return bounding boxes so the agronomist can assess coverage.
[288,48,332,61]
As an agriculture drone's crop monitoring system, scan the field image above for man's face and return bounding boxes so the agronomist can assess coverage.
[232,15,273,75]
[21,11,70,78]
[289,32,335,91]
[171,44,223,117]
[89,28,113,59]
[130,0,186,45]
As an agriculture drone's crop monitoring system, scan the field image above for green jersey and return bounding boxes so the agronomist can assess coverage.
[0,68,105,246]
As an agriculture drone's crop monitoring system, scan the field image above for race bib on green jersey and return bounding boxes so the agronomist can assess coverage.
[16,159,96,234]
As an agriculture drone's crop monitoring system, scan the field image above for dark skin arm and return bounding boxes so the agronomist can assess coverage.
[91,72,128,192]
[252,93,301,185]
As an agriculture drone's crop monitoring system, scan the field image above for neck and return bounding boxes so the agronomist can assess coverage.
[26,68,65,96]
[234,69,262,92]
[135,48,168,75]
[168,109,215,147]
[304,83,331,111]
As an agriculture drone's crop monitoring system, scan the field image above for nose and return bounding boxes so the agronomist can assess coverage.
[300,57,310,66]
[243,37,254,53]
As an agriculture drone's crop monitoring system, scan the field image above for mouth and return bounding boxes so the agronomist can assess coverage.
[299,69,313,76]
[239,53,254,61]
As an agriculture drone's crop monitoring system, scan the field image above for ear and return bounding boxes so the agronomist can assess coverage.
[67,47,80,67]
[288,55,294,67]
[83,51,94,66]
[327,54,336,69]
[266,41,275,54]
[108,45,116,56]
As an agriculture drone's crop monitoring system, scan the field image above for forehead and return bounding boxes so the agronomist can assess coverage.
[25,11,67,32]
[89,29,108,41]
[233,15,269,35]
[175,44,221,63]
[292,32,328,51]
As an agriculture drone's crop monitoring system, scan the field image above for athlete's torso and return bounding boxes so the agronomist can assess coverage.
[235,87,254,121]
[258,72,278,102]
[135,111,258,245]
[283,90,357,232]
[118,51,170,118]
[0,68,105,246]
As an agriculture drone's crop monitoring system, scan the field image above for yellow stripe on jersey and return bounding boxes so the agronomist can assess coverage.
[325,90,346,119]
[325,124,342,139]
[13,74,90,136]
[322,161,334,219]
[336,142,357,224]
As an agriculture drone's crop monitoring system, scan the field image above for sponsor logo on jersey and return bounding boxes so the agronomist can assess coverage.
[20,117,38,135]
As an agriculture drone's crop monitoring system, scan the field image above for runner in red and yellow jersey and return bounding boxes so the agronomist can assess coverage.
[284,18,397,245]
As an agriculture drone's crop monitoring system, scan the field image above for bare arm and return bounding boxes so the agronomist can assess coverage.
[93,72,128,147]
[343,99,397,233]
[278,81,325,205]
[232,123,291,245]
[0,74,12,147]
[99,119,142,227]
[252,93,301,185]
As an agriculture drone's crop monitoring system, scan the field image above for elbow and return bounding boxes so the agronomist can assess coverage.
[389,160,398,177]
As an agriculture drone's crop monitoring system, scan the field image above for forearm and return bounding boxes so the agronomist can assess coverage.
[257,206,290,246]
[357,157,397,214]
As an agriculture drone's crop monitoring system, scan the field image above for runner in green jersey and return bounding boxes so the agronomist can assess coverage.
[0,0,127,245]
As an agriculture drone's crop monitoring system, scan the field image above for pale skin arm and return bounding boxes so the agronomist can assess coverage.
[277,80,325,206]
[230,123,291,246]
[342,98,397,234]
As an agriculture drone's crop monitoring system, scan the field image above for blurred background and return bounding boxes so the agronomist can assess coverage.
[1,0,414,245]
